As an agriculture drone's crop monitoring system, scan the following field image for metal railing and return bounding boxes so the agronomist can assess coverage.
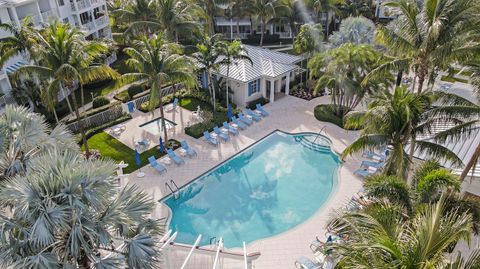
[65,104,124,132]
[131,84,181,109]
[82,21,96,32]
[313,126,327,144]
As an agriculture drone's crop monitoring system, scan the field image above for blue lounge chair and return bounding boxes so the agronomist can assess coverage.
[361,160,386,169]
[354,168,377,178]
[203,131,218,146]
[166,98,178,112]
[214,126,229,141]
[223,121,238,135]
[362,150,386,161]
[294,256,321,269]
[231,117,247,130]
[255,103,269,116]
[148,156,167,174]
[180,140,196,157]
[167,149,185,165]
[238,113,253,125]
[245,109,261,121]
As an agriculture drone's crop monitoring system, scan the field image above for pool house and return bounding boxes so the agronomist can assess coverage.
[197,45,303,107]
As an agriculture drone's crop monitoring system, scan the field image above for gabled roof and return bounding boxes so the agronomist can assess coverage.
[215,45,302,82]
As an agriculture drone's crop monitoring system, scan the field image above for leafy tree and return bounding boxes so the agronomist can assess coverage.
[308,43,390,118]
[367,0,480,93]
[294,23,324,55]
[0,105,77,179]
[0,148,163,268]
[192,34,226,111]
[329,16,375,47]
[338,0,374,19]
[111,0,157,34]
[342,87,471,179]
[0,17,37,61]
[16,21,118,155]
[9,75,42,111]
[197,0,225,35]
[274,0,305,41]
[309,0,343,36]
[122,34,196,142]
[249,0,278,46]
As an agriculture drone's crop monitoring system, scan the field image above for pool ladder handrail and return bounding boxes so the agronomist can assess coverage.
[165,180,180,199]
[312,126,327,144]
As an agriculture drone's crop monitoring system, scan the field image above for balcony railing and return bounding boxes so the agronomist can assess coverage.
[95,16,108,27]
[90,0,100,5]
[277,32,292,38]
[71,0,91,11]
[41,8,58,23]
[82,21,96,32]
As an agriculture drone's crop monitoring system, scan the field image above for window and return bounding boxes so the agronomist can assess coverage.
[248,79,260,96]
[58,0,64,6]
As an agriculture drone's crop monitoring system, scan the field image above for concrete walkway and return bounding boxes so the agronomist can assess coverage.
[117,95,364,268]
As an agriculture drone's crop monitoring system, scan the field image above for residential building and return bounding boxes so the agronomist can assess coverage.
[198,45,302,107]
[0,0,114,96]
[374,0,398,21]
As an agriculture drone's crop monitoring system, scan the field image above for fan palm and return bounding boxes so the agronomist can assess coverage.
[192,34,226,111]
[367,0,480,93]
[122,34,196,142]
[9,75,41,111]
[16,21,118,156]
[308,43,391,118]
[0,105,77,179]
[249,0,278,46]
[329,16,375,47]
[327,194,476,269]
[0,148,163,268]
[218,40,252,107]
[342,86,470,179]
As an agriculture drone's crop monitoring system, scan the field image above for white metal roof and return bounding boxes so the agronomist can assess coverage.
[215,45,302,82]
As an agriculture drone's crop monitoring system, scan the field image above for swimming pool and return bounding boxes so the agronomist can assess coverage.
[140,117,176,135]
[163,131,341,248]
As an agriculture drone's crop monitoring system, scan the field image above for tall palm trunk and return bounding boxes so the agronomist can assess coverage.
[68,83,89,155]
[207,69,216,111]
[159,94,168,144]
[260,19,266,47]
[396,71,403,86]
[226,64,231,107]
[61,84,74,114]
[460,142,480,181]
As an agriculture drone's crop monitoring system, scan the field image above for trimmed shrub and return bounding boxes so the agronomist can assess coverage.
[246,97,269,110]
[114,91,130,103]
[92,96,110,108]
[185,121,217,138]
[128,85,145,98]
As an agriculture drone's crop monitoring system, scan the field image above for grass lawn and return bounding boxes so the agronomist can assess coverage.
[441,76,469,83]
[179,97,211,111]
[84,132,179,174]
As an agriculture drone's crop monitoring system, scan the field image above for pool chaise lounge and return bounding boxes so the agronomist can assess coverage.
[231,117,247,130]
[203,131,218,146]
[238,114,253,125]
[295,256,321,269]
[214,126,229,141]
[360,160,385,169]
[180,140,197,157]
[167,149,185,165]
[255,103,269,116]
[362,150,386,161]
[223,121,238,135]
[354,168,378,178]
[148,156,167,174]
[245,109,261,121]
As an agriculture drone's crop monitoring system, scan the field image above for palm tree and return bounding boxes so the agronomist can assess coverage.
[309,0,343,36]
[327,194,476,268]
[0,147,163,268]
[0,17,37,61]
[218,40,252,107]
[369,0,480,93]
[342,87,467,179]
[111,0,157,34]
[192,34,226,111]
[274,0,304,41]
[0,43,16,69]
[9,75,42,111]
[16,21,118,156]
[122,0,202,42]
[329,16,375,47]
[197,0,225,35]
[0,105,77,179]
[122,34,196,142]
[338,0,374,19]
[249,0,278,46]
[308,43,390,118]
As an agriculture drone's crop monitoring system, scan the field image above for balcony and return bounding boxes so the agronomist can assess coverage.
[82,21,96,32]
[71,0,91,11]
[41,9,58,23]
[90,0,101,5]
[95,15,108,27]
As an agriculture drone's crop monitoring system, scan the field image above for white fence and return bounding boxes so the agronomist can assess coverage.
[65,104,124,133]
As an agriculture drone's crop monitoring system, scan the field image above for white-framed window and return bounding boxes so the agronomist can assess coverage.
[248,79,260,96]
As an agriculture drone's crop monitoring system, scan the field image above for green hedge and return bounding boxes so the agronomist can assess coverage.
[314,104,344,128]
[185,121,218,138]
[92,96,110,108]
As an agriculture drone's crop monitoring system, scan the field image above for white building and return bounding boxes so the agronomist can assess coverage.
[198,45,302,107]
[0,0,114,96]
[374,0,399,21]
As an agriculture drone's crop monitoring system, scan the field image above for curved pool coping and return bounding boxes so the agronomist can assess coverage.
[159,129,342,248]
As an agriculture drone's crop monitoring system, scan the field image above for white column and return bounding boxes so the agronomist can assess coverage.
[285,73,290,95]
[10,8,21,26]
[269,79,275,103]
[35,2,44,23]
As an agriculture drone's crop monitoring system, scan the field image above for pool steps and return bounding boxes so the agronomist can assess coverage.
[295,135,331,153]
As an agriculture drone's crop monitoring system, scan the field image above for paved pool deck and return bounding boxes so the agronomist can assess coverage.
[119,95,364,268]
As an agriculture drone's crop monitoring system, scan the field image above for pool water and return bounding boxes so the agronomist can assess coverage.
[163,131,340,248]
[140,117,176,135]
